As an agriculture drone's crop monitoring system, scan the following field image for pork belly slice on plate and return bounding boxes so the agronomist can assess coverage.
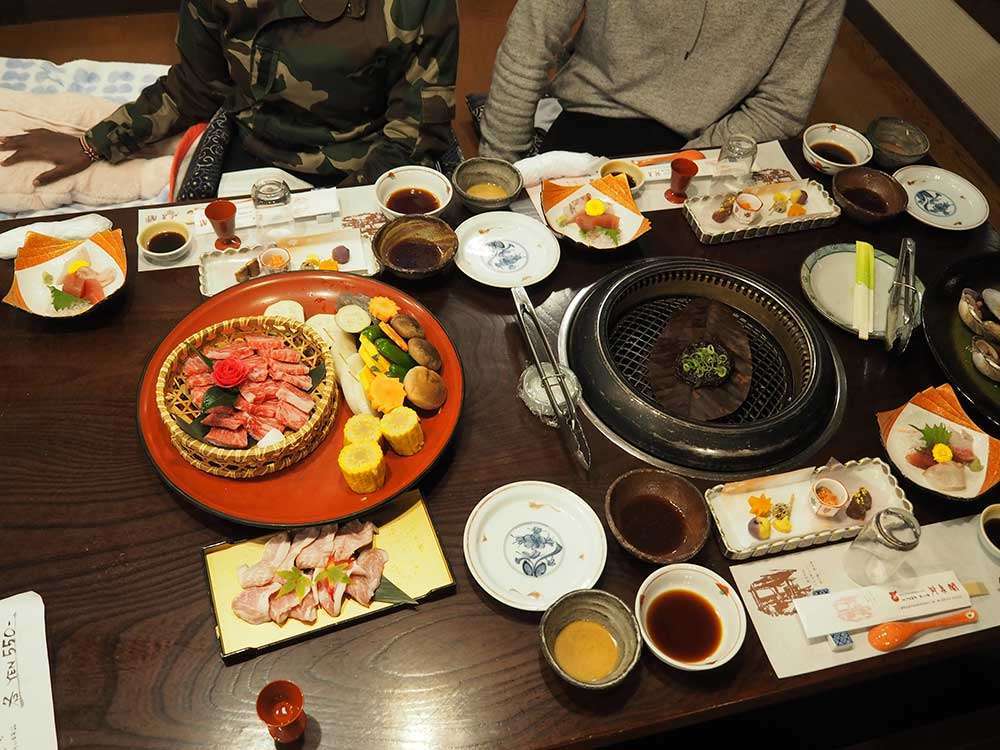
[182,355,210,376]
[296,524,339,570]
[232,581,281,624]
[288,591,318,624]
[246,334,285,351]
[276,401,310,431]
[330,520,376,561]
[269,347,302,364]
[185,372,215,388]
[238,533,290,588]
[205,426,248,449]
[346,548,389,607]
[269,360,310,375]
[268,589,302,625]
[316,561,360,617]
[276,384,314,413]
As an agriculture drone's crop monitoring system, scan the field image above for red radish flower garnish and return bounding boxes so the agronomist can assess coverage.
[212,357,249,388]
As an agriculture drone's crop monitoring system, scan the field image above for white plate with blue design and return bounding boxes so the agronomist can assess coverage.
[893,165,988,231]
[454,212,560,288]
[463,480,607,611]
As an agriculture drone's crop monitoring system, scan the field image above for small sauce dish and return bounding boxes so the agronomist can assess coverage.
[372,215,458,279]
[979,503,1000,561]
[374,165,452,220]
[599,159,646,196]
[809,477,848,518]
[137,220,192,265]
[451,157,523,213]
[803,123,873,175]
[539,589,641,690]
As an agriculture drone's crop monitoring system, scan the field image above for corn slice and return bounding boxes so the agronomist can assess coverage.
[338,441,386,493]
[344,414,382,446]
[380,406,424,456]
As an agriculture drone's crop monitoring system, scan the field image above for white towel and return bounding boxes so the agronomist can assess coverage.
[513,151,602,188]
[0,213,112,259]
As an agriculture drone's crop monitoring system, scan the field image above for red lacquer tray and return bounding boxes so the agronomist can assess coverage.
[137,272,463,527]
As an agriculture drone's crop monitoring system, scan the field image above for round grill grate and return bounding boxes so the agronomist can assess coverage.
[608,296,793,423]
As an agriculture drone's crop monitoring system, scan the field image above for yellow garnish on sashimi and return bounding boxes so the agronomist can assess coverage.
[584,198,606,217]
[66,260,90,275]
[932,443,953,463]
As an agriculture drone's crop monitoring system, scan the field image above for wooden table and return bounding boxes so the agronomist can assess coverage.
[1,143,998,749]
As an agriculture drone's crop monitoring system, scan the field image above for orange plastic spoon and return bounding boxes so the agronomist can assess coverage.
[868,609,978,652]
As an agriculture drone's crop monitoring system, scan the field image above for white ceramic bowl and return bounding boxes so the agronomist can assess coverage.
[802,123,873,175]
[634,563,746,671]
[374,165,452,220]
[136,220,193,265]
[599,159,646,196]
[809,477,848,518]
[979,504,1000,561]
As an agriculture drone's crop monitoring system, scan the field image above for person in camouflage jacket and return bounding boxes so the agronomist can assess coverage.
[1,0,458,187]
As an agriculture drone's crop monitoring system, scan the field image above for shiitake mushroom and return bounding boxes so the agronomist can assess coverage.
[403,366,447,410]
[407,337,442,371]
[390,314,425,340]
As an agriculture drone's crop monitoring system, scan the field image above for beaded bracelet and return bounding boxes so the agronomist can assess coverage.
[79,135,102,162]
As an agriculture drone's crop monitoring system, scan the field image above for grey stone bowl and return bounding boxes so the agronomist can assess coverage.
[539,589,641,690]
[451,157,523,212]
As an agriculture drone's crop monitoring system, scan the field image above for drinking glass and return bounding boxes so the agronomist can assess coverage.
[716,133,757,191]
[252,179,295,245]
[844,508,920,585]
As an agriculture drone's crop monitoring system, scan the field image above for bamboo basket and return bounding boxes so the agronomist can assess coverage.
[155,316,338,478]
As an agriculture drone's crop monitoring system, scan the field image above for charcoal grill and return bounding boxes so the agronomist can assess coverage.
[558,258,846,478]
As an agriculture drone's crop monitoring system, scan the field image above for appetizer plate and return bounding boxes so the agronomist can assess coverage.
[463,481,607,611]
[800,243,924,339]
[199,228,377,296]
[137,271,463,527]
[893,165,989,231]
[454,212,560,288]
[706,458,912,560]
[684,179,840,245]
[204,492,454,659]
[922,254,1000,432]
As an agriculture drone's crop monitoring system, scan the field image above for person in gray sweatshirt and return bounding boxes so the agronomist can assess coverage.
[480,0,846,159]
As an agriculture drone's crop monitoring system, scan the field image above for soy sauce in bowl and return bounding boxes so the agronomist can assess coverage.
[811,142,856,165]
[385,239,443,271]
[387,188,440,215]
[146,231,187,254]
[645,589,722,663]
[840,186,889,214]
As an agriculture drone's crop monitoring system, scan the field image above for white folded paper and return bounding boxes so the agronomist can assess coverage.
[0,214,112,260]
[0,592,58,750]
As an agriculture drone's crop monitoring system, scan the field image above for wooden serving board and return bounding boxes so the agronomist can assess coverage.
[646,299,753,421]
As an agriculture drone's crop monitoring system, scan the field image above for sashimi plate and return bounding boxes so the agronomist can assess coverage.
[138,271,464,527]
[463,481,607,611]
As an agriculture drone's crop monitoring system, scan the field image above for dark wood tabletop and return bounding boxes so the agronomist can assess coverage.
[1,141,998,750]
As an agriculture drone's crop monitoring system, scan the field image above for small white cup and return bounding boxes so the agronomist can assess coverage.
[810,478,848,518]
[137,220,192,265]
[732,193,763,225]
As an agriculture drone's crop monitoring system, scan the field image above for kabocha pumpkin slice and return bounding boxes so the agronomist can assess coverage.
[369,372,406,413]
[343,413,382,446]
[338,441,386,493]
[380,406,424,456]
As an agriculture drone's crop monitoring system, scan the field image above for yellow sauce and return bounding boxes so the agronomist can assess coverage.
[466,181,508,200]
[553,620,620,683]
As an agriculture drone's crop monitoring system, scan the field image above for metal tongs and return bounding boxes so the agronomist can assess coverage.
[885,238,919,354]
[511,285,592,471]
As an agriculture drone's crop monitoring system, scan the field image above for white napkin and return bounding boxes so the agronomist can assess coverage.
[0,213,112,259]
[514,151,601,188]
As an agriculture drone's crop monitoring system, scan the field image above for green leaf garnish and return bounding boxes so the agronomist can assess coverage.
[372,576,417,605]
[912,423,951,451]
[188,345,214,368]
[315,562,351,587]
[49,285,87,311]
[308,362,326,392]
[276,568,311,601]
[199,386,238,414]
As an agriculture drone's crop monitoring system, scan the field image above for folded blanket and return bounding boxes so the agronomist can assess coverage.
[0,89,178,214]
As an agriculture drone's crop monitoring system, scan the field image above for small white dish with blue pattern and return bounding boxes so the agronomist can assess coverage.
[893,165,988,231]
[454,212,560,289]
[463,480,607,611]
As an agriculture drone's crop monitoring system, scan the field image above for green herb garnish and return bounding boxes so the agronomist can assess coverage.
[680,343,730,380]
[276,568,312,601]
[48,285,87,311]
[314,562,351,588]
[912,423,951,451]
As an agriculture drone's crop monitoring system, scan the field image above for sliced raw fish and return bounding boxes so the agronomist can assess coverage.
[238,533,290,588]
[330,520,375,561]
[62,272,86,299]
[346,548,388,607]
[205,426,248,448]
[276,401,309,431]
[924,462,966,492]
[288,591,318,624]
[296,524,339,570]
[81,278,105,304]
[232,582,281,624]
[276,384,314,413]
[182,355,210,376]
[269,348,302,364]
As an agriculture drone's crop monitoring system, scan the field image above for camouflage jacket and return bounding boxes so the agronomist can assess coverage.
[85,0,458,183]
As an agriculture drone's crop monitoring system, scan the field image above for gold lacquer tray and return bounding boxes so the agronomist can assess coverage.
[202,491,454,660]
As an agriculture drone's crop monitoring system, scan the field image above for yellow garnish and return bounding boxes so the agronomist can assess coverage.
[305,254,321,265]
[789,189,802,203]
[584,198,606,217]
[318,259,339,270]
[932,443,953,463]
[66,260,90,275]
[773,192,788,202]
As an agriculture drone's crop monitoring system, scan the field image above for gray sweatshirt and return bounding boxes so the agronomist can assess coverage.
[480,0,846,161]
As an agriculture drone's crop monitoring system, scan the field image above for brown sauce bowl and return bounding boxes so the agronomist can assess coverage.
[832,166,908,225]
[372,215,458,280]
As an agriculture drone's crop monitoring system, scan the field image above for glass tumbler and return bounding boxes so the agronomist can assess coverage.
[252,178,295,245]
[716,133,757,191]
[844,508,920,585]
